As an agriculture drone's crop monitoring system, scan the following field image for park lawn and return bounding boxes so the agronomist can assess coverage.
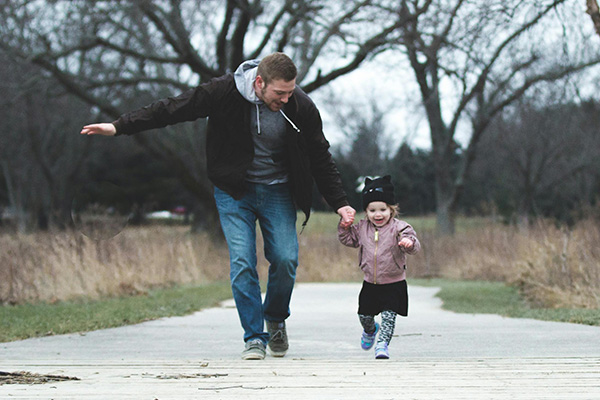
[300,213,488,234]
[0,282,232,343]
[413,279,600,326]
[1,279,598,344]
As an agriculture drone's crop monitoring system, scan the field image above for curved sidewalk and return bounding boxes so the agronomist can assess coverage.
[1,283,600,399]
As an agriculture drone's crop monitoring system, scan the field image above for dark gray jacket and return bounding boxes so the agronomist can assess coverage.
[112,73,349,223]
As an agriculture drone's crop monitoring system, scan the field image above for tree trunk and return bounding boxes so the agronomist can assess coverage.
[432,142,457,235]
[436,201,455,236]
[190,201,224,240]
[1,161,27,233]
[587,0,600,36]
[435,175,456,235]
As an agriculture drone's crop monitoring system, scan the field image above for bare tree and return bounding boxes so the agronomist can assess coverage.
[0,55,92,232]
[394,0,600,233]
[0,0,428,231]
[331,99,389,175]
[484,97,597,225]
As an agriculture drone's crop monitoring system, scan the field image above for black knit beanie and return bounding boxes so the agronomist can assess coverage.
[362,175,395,209]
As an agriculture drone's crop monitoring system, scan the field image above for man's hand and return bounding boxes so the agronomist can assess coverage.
[80,123,117,136]
[398,237,414,251]
[337,205,356,228]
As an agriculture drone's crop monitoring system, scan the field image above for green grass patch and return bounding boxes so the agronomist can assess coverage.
[0,282,232,343]
[302,212,490,234]
[301,212,436,234]
[412,279,600,326]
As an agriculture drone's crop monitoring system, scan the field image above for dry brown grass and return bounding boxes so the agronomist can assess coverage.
[297,232,361,282]
[248,216,600,310]
[409,223,519,281]
[0,226,230,304]
[408,218,600,309]
[512,219,600,309]
[2,215,599,309]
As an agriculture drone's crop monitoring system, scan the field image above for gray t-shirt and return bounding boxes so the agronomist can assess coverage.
[246,103,289,184]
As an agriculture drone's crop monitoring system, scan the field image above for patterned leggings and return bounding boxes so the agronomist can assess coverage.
[359,310,397,345]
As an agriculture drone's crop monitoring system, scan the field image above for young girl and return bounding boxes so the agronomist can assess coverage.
[338,175,421,359]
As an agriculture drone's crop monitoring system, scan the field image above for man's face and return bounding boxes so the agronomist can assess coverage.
[255,76,296,112]
[366,201,392,227]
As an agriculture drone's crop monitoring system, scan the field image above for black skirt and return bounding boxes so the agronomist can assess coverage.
[358,280,408,317]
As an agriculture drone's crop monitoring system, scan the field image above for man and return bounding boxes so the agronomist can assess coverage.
[81,52,356,360]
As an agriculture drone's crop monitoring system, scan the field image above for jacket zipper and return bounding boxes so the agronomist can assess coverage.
[373,229,379,284]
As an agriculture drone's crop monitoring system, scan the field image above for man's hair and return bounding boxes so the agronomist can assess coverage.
[257,53,297,85]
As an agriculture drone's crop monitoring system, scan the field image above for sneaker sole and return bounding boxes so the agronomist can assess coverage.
[242,352,265,360]
[268,349,287,357]
[267,343,288,357]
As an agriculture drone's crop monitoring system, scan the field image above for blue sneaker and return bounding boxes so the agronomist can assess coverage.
[375,342,389,359]
[361,323,379,350]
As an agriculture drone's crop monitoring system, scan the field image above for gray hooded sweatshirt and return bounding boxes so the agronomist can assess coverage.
[233,59,289,184]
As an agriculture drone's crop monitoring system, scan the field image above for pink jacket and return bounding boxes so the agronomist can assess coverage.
[338,218,421,284]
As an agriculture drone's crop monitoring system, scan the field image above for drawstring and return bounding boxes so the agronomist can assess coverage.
[256,103,261,135]
[280,110,300,132]
[255,104,300,135]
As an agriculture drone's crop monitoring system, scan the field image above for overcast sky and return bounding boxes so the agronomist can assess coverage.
[313,57,432,153]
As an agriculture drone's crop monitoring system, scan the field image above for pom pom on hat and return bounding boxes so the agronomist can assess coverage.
[362,175,395,209]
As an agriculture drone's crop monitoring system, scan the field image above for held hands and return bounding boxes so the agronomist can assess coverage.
[80,123,117,136]
[398,237,414,251]
[337,205,356,229]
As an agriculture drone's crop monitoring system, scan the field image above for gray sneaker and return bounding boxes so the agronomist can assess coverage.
[266,321,288,357]
[241,339,266,360]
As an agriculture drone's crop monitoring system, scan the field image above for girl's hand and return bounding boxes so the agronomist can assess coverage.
[337,205,355,228]
[398,237,414,251]
[339,219,352,229]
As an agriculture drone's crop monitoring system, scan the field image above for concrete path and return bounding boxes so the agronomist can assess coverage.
[1,283,600,399]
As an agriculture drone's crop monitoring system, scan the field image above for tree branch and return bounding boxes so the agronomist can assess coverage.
[95,37,184,64]
[249,0,292,59]
[587,0,600,36]
[296,0,369,80]
[301,20,401,93]
[430,0,466,52]
[447,0,568,145]
[230,0,253,68]
[487,59,600,120]
[139,1,219,80]
[29,56,121,118]
[84,77,191,91]
[453,57,600,206]
[217,0,235,69]
[275,2,306,53]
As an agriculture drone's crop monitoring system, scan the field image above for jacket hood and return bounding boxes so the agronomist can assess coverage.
[234,59,261,104]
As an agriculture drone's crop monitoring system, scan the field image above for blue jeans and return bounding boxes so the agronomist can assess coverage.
[214,183,298,344]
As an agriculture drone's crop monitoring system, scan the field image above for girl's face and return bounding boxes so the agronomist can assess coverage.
[366,201,392,227]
